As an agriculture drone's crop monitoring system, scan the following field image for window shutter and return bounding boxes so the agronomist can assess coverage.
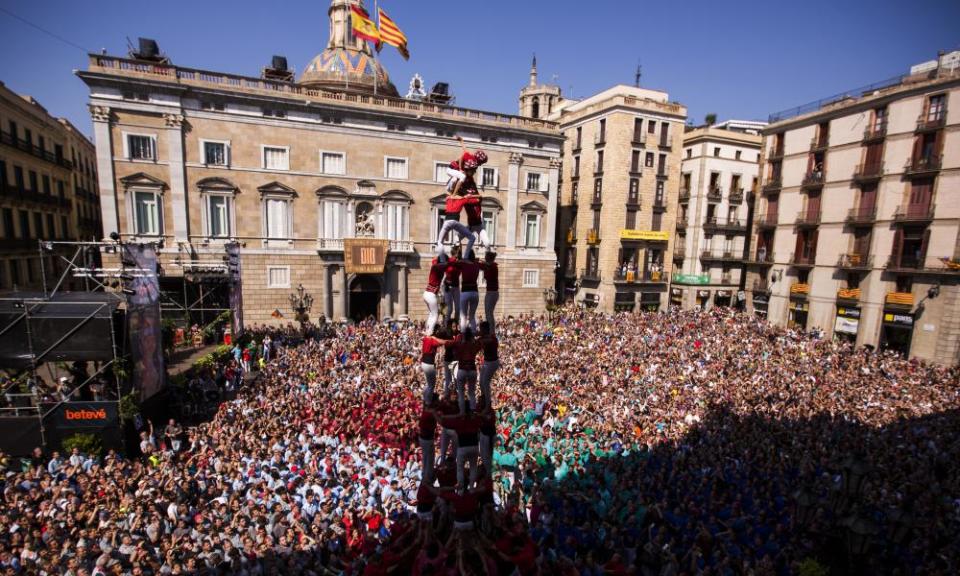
[891,228,903,267]
[809,229,818,261]
[794,231,804,259]
[538,174,549,193]
[919,228,931,266]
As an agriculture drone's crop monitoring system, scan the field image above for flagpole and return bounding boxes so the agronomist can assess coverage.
[372,0,379,97]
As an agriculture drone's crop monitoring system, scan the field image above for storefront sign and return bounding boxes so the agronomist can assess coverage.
[789,301,809,312]
[344,239,389,274]
[883,311,914,327]
[837,307,861,319]
[673,273,710,285]
[620,230,670,242]
[834,315,859,335]
[716,290,731,297]
[737,291,746,302]
[50,402,119,429]
[671,288,682,296]
[697,290,711,298]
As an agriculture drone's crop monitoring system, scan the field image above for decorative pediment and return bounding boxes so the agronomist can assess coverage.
[315,185,349,198]
[196,177,238,193]
[429,194,448,206]
[520,200,547,214]
[119,172,167,190]
[481,197,503,210]
[381,189,413,203]
[354,179,377,196]
[257,181,298,197]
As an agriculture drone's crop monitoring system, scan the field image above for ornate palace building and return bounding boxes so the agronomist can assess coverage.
[78,0,562,325]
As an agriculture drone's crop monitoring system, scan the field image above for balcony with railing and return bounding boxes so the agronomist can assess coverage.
[904,154,941,177]
[564,258,577,278]
[886,253,923,272]
[631,131,646,146]
[790,251,816,268]
[594,133,606,147]
[652,199,667,213]
[790,282,811,296]
[810,136,829,152]
[678,188,691,203]
[746,250,775,266]
[706,186,723,202]
[892,203,935,224]
[755,212,778,229]
[915,112,946,133]
[845,206,877,226]
[587,229,601,245]
[863,122,887,142]
[615,269,665,284]
[565,229,577,244]
[801,171,825,190]
[728,189,744,204]
[837,253,873,270]
[571,139,582,153]
[852,162,884,184]
[673,246,686,259]
[700,250,741,263]
[767,145,784,160]
[703,217,747,234]
[675,218,687,231]
[837,287,861,302]
[0,130,73,169]
[582,268,601,282]
[794,210,821,228]
[658,134,673,149]
[761,177,782,195]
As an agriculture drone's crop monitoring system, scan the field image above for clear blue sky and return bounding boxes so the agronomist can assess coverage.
[1,0,957,140]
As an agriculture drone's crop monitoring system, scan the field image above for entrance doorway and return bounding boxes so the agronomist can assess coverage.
[349,276,381,322]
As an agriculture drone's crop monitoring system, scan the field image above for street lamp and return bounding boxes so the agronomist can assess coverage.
[845,512,879,560]
[841,456,869,499]
[288,284,314,330]
[792,487,817,529]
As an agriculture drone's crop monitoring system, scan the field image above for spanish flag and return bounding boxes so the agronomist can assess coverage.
[377,7,410,60]
[351,5,380,44]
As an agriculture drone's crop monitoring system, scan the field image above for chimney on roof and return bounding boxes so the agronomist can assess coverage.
[130,38,169,64]
[263,55,294,82]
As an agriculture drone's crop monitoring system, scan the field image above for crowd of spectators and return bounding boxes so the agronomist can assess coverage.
[0,307,956,575]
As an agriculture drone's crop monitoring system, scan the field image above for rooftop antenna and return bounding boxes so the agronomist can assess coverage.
[635,62,642,87]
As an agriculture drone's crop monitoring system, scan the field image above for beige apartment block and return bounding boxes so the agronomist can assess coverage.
[747,52,960,364]
[76,0,562,326]
[545,85,687,312]
[672,121,764,309]
[0,81,101,292]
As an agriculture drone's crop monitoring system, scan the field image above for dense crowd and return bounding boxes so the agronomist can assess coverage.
[0,307,957,575]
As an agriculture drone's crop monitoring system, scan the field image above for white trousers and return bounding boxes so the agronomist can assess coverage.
[459,291,479,333]
[423,291,440,335]
[469,225,490,257]
[421,362,437,403]
[484,291,499,335]
[436,220,474,258]
[443,361,458,397]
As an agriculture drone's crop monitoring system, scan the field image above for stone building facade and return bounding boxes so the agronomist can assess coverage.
[0,81,101,292]
[747,55,960,364]
[77,1,562,326]
[672,122,763,309]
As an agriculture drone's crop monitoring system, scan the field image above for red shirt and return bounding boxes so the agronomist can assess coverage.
[444,260,461,287]
[480,262,499,291]
[445,414,480,446]
[480,335,499,362]
[421,337,442,365]
[457,260,482,292]
[464,193,482,226]
[443,194,479,220]
[454,339,482,370]
[426,260,446,293]
[418,410,437,440]
[440,490,479,522]
[416,482,437,512]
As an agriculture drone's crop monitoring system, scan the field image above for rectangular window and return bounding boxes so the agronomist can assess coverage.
[10,260,20,286]
[265,198,290,239]
[645,152,654,167]
[207,195,231,237]
[321,200,344,238]
[0,160,6,186]
[385,204,409,241]
[735,150,742,160]
[522,269,539,288]
[202,141,229,166]
[631,150,641,172]
[14,166,24,189]
[526,172,539,191]
[652,212,662,231]
[19,211,31,239]
[263,146,289,170]
[647,120,656,134]
[321,151,346,175]
[2,209,14,239]
[625,209,637,229]
[524,214,540,248]
[598,119,606,141]
[573,156,580,178]
[46,214,54,240]
[29,171,38,192]
[42,175,50,195]
[266,266,291,288]
[481,167,498,187]
[127,134,156,160]
[481,210,497,246]
[8,120,17,139]
[714,147,721,157]
[596,150,604,173]
[633,118,643,141]
[133,191,161,235]
[33,213,44,239]
[927,94,945,121]
[434,162,448,183]
[60,216,68,240]
[385,157,408,179]
[629,178,639,201]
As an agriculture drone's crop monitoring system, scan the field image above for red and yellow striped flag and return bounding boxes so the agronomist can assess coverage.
[377,7,410,60]
[351,5,380,44]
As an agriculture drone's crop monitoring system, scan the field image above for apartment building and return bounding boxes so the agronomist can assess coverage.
[77,0,562,325]
[747,52,960,364]
[672,121,764,308]
[534,84,687,312]
[0,81,101,291]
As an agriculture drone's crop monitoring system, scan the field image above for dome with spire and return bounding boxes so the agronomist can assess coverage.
[298,0,398,96]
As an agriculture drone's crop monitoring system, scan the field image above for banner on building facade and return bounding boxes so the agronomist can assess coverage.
[673,273,710,285]
[344,238,389,274]
[620,230,669,242]
[123,243,165,401]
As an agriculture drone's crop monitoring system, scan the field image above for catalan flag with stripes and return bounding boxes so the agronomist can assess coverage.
[377,7,410,60]
[351,5,380,44]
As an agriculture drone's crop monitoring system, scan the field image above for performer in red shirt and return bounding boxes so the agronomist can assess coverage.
[419,326,450,404]
[453,329,482,413]
[422,256,447,336]
[477,321,500,410]
[442,246,462,325]
[480,251,499,335]
[418,407,439,487]
[455,252,483,333]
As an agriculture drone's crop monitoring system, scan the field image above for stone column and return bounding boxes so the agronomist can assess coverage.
[546,157,561,253]
[164,113,189,241]
[397,261,408,318]
[322,263,333,320]
[380,266,392,320]
[506,152,523,250]
[332,265,345,321]
[90,106,118,239]
[341,266,350,323]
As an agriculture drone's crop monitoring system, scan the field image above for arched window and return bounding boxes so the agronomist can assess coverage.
[531,96,540,119]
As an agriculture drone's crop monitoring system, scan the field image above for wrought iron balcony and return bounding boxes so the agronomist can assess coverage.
[565,229,577,244]
[915,113,946,133]
[581,269,601,282]
[586,229,601,245]
[678,188,691,203]
[801,171,825,189]
[673,246,686,259]
[700,250,741,263]
[703,217,747,234]
[594,133,606,147]
[837,287,861,301]
[809,137,829,151]
[885,292,914,307]
[728,189,744,204]
[845,206,877,226]
[767,146,784,160]
[658,134,673,149]
[904,155,941,177]
[837,253,873,270]
[863,122,887,142]
[761,178,782,195]
[706,186,723,202]
[755,212,778,229]
[631,132,646,146]
[790,252,816,268]
[892,204,935,224]
[675,218,687,231]
[790,282,811,295]
[652,200,667,213]
[794,210,821,228]
[0,130,73,169]
[746,251,775,266]
[852,162,884,184]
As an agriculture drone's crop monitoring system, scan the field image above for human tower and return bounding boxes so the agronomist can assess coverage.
[416,137,503,536]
